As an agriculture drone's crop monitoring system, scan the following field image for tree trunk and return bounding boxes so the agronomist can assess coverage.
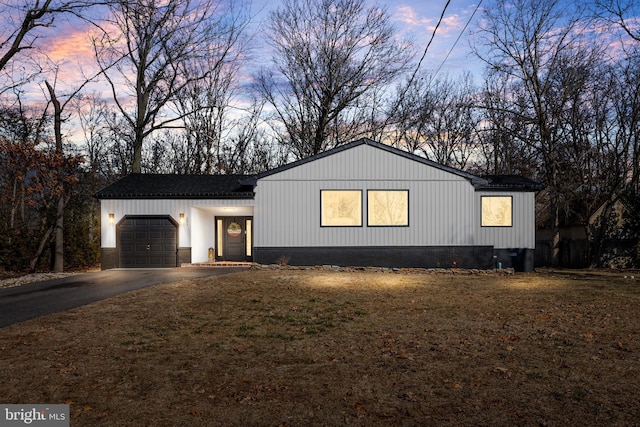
[132,132,143,173]
[46,81,65,272]
[54,196,64,272]
[550,194,561,267]
[30,225,54,272]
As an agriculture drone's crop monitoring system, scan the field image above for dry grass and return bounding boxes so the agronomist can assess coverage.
[1,270,640,426]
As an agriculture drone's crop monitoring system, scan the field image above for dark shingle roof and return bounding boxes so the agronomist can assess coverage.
[95,174,255,199]
[478,175,546,191]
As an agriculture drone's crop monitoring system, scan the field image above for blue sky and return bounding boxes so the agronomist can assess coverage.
[31,0,485,101]
[17,0,640,102]
[248,0,485,77]
[13,0,638,148]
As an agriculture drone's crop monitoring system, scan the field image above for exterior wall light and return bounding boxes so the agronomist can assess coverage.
[109,213,115,225]
[179,213,185,224]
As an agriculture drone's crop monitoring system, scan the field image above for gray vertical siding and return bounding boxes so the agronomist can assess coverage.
[475,191,536,249]
[254,144,479,248]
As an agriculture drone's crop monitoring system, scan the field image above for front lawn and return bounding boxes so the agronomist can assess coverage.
[1,270,639,426]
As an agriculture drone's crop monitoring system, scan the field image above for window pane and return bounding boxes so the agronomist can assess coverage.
[321,190,362,226]
[216,218,223,257]
[482,196,512,227]
[368,190,409,226]
[246,219,252,256]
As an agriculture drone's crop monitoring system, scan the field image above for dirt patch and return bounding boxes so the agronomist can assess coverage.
[1,270,639,426]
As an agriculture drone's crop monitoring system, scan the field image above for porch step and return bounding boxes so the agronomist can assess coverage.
[181,262,254,268]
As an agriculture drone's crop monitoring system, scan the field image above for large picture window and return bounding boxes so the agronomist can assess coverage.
[367,190,409,226]
[481,196,513,227]
[321,190,362,226]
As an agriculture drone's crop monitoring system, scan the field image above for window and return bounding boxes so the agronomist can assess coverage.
[367,190,409,226]
[481,196,513,227]
[246,219,252,257]
[216,218,224,257]
[321,190,362,226]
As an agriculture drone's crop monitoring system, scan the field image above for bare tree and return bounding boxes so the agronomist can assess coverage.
[0,1,102,272]
[75,93,111,178]
[93,0,250,173]
[0,93,79,272]
[44,69,99,272]
[257,0,413,159]
[172,15,251,174]
[474,71,540,176]
[162,98,279,174]
[473,0,589,266]
[615,50,640,196]
[0,0,101,92]
[594,0,640,42]
[388,72,479,169]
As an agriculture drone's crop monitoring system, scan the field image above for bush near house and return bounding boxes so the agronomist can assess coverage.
[592,194,640,269]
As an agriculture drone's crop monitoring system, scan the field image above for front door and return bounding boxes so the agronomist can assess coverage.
[221,217,249,261]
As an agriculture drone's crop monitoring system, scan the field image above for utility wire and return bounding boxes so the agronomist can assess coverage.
[432,0,484,79]
[405,0,452,92]
[382,0,451,132]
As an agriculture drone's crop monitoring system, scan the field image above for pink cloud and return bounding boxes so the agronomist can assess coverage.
[396,5,422,26]
[394,5,465,36]
[45,25,96,66]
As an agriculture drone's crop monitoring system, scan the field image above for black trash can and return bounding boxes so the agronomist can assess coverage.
[509,248,527,272]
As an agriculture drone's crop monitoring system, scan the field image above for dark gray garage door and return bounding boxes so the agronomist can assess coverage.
[117,216,178,268]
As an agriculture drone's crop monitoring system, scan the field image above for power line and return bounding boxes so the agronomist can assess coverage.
[433,0,484,79]
[406,0,453,89]
[381,0,452,131]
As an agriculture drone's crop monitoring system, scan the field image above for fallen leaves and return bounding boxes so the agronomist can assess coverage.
[617,340,631,352]
[2,270,640,426]
[492,366,510,376]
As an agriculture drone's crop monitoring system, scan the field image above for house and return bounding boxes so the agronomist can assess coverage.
[96,138,545,271]
[588,193,640,268]
[535,192,640,268]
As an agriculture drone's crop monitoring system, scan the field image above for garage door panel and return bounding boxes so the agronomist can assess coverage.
[148,256,173,266]
[135,243,150,252]
[117,216,177,268]
[120,231,135,239]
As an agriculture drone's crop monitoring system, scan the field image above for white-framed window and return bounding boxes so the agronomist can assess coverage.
[481,196,513,227]
[320,190,362,227]
[367,190,409,227]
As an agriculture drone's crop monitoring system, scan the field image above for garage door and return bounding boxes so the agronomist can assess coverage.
[117,216,177,268]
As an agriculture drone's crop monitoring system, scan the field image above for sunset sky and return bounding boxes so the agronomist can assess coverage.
[248,0,484,74]
[35,0,484,97]
[8,0,635,147]
[13,0,639,102]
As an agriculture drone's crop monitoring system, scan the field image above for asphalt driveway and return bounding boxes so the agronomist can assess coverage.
[0,268,244,328]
